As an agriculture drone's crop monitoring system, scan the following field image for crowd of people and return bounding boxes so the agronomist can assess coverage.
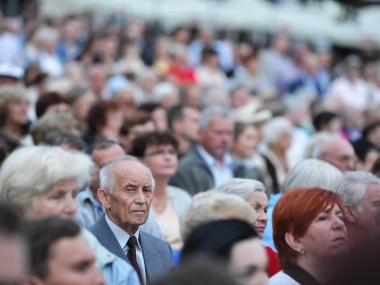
[1,6,380,285]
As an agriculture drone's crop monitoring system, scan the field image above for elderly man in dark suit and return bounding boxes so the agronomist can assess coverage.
[170,106,254,196]
[90,155,172,285]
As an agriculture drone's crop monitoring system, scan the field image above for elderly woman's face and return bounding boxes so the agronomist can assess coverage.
[246,191,268,238]
[229,237,269,285]
[6,98,29,126]
[27,178,78,219]
[142,143,178,179]
[233,125,259,158]
[298,203,347,259]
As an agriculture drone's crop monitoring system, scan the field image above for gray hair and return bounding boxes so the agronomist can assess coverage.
[99,155,155,193]
[332,171,380,212]
[215,178,265,200]
[261,117,293,144]
[0,146,93,213]
[199,106,232,130]
[310,133,342,158]
[180,191,257,240]
[281,158,342,193]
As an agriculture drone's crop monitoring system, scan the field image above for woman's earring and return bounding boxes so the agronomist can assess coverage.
[300,247,305,254]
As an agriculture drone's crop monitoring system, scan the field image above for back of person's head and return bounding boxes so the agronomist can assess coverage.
[0,146,93,214]
[31,112,79,145]
[181,219,259,263]
[215,178,265,199]
[129,131,178,158]
[119,111,152,136]
[153,255,240,285]
[312,111,339,132]
[23,216,80,279]
[43,129,86,152]
[281,159,342,193]
[35,92,69,119]
[273,187,344,269]
[180,191,257,240]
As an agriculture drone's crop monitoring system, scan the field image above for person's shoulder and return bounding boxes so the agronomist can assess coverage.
[168,185,192,200]
[269,271,300,285]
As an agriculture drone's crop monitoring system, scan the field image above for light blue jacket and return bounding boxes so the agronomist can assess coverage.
[262,193,282,251]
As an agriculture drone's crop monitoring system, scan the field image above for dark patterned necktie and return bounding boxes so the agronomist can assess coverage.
[127,236,143,284]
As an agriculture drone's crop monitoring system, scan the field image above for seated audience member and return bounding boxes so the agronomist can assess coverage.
[90,155,173,284]
[119,111,155,152]
[167,104,200,157]
[83,99,123,147]
[178,84,201,110]
[43,129,86,152]
[312,135,356,171]
[0,146,139,285]
[114,87,140,117]
[31,112,79,145]
[270,188,348,285]
[312,111,342,135]
[352,138,379,172]
[359,120,380,149]
[35,92,71,119]
[152,82,180,110]
[332,171,380,249]
[153,255,241,285]
[0,131,20,167]
[0,205,27,285]
[215,178,281,277]
[75,140,162,237]
[130,131,192,248]
[260,117,294,195]
[263,159,341,251]
[23,216,105,285]
[327,228,380,285]
[181,220,268,285]
[65,85,97,132]
[138,102,168,131]
[170,106,254,196]
[0,84,31,145]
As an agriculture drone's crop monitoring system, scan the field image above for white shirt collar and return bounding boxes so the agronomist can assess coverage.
[105,214,141,250]
[197,145,233,167]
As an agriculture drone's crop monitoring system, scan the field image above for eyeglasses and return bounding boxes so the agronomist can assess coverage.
[325,154,358,164]
[144,149,178,157]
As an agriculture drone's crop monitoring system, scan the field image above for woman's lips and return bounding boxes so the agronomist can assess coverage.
[255,226,265,233]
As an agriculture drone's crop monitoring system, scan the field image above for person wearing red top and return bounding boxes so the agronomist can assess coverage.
[167,47,197,86]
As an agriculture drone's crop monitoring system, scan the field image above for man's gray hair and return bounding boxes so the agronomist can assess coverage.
[281,159,342,193]
[215,178,265,200]
[332,171,380,212]
[199,106,232,130]
[99,155,155,193]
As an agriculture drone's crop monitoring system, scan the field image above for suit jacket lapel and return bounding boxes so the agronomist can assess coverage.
[140,232,162,284]
[97,216,126,260]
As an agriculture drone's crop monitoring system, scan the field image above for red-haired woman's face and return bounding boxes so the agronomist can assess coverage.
[298,203,348,259]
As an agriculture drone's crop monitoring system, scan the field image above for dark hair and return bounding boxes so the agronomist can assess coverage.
[0,203,22,236]
[362,120,380,139]
[65,85,90,105]
[167,104,195,130]
[153,255,240,285]
[201,47,218,62]
[129,131,179,157]
[119,111,152,136]
[36,92,69,119]
[0,131,21,167]
[43,129,86,151]
[23,216,81,279]
[181,219,259,263]
[89,139,124,155]
[86,99,121,135]
[138,102,162,113]
[312,111,340,131]
[233,122,250,141]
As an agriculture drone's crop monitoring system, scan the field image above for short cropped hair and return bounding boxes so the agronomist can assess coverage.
[0,146,93,214]
[215,178,265,200]
[199,106,231,130]
[129,131,179,158]
[180,191,257,240]
[273,188,344,269]
[23,216,81,279]
[262,117,293,145]
[99,155,155,193]
[281,159,342,193]
[332,171,380,212]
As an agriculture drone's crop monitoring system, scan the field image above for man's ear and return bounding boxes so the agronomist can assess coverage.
[285,232,304,254]
[343,204,356,223]
[97,188,111,210]
[172,120,182,134]
[22,275,45,285]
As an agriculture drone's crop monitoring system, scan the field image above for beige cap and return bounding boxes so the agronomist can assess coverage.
[233,101,272,124]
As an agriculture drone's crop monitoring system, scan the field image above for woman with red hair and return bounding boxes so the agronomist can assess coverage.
[270,188,348,285]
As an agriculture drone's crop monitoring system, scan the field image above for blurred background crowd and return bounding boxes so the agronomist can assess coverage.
[1,0,380,285]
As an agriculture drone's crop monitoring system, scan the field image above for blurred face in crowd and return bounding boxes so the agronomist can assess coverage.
[231,87,250,109]
[367,126,380,148]
[320,139,356,171]
[91,144,125,195]
[324,118,342,134]
[345,184,380,245]
[199,115,233,160]
[346,67,360,82]
[152,107,168,131]
[46,103,71,116]
[90,67,107,95]
[270,132,292,154]
[182,85,201,109]
[173,106,200,142]
[295,204,347,261]
[0,235,26,285]
[232,125,259,159]
[98,160,153,235]
[229,237,268,285]
[246,190,268,238]
[117,90,137,117]
[37,235,104,285]
[142,144,178,179]
[6,98,29,126]
[72,92,97,124]
[104,109,124,137]
[26,178,78,219]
